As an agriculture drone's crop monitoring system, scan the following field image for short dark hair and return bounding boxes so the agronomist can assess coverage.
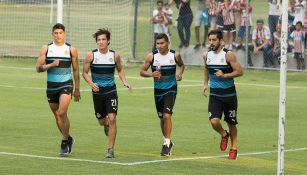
[157,0,163,4]
[208,29,223,40]
[52,23,65,32]
[296,21,303,27]
[93,28,111,41]
[256,19,264,24]
[156,33,169,43]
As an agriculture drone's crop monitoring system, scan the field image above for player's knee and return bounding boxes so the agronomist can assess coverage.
[108,115,116,125]
[58,109,67,118]
[210,117,220,125]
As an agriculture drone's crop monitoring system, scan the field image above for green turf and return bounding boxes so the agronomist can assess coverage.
[0,58,307,175]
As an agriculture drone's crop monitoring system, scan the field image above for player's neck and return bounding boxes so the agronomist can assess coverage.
[99,48,108,54]
[214,46,223,53]
[159,49,169,55]
[53,41,65,46]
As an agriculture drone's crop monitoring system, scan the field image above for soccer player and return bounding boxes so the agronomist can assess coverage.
[82,28,131,158]
[140,33,185,156]
[36,23,80,156]
[203,30,243,160]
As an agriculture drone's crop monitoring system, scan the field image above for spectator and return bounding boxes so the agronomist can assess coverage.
[164,2,174,37]
[290,21,305,69]
[194,0,209,49]
[288,0,296,34]
[233,0,242,45]
[251,19,274,67]
[268,0,281,36]
[216,1,224,31]
[220,0,237,50]
[168,0,193,48]
[304,11,307,48]
[293,0,306,26]
[208,0,218,31]
[234,0,252,49]
[273,24,281,65]
[151,0,169,51]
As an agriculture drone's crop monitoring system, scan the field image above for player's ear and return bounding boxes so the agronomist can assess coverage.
[108,42,110,45]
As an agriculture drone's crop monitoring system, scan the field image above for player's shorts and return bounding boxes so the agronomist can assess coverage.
[46,86,72,103]
[208,95,238,125]
[294,53,304,60]
[155,92,177,118]
[92,92,118,119]
[223,24,236,33]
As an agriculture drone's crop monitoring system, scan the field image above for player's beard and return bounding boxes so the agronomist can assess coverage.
[210,43,220,51]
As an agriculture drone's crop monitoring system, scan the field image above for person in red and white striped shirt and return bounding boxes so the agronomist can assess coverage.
[220,0,237,50]
[251,19,274,67]
[290,21,305,70]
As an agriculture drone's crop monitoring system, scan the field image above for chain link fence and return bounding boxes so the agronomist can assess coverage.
[0,0,306,71]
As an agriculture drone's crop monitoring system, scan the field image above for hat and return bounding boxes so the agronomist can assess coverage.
[256,19,264,24]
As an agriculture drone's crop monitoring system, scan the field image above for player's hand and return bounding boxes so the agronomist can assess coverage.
[91,83,99,92]
[123,82,132,92]
[214,69,224,78]
[176,74,183,81]
[203,85,209,97]
[51,60,60,67]
[152,71,161,79]
[74,89,80,102]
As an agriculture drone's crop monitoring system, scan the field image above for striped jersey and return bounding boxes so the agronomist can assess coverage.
[90,49,117,95]
[290,30,305,53]
[221,1,236,25]
[46,42,73,92]
[151,49,177,96]
[206,48,236,97]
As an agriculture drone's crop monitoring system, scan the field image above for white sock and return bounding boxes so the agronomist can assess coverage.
[164,138,170,147]
[162,136,166,144]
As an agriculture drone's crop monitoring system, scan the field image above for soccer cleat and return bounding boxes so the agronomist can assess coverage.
[160,145,169,156]
[228,149,238,160]
[106,148,114,158]
[160,141,174,156]
[59,140,69,156]
[67,136,75,153]
[104,124,109,136]
[220,130,229,152]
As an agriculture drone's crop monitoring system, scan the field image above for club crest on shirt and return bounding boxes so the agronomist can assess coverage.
[207,57,211,64]
[109,57,114,62]
[65,50,69,55]
[170,59,174,64]
[221,58,225,63]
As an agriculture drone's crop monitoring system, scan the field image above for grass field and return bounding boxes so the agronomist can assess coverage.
[0,58,307,175]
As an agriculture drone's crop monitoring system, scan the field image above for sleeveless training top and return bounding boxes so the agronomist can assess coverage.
[90,49,117,95]
[206,48,236,97]
[151,49,177,96]
[46,42,72,92]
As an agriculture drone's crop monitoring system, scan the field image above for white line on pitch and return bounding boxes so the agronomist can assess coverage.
[0,148,306,166]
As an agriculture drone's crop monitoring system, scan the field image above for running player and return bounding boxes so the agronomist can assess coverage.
[36,23,80,156]
[203,29,243,160]
[140,33,185,156]
[82,28,131,158]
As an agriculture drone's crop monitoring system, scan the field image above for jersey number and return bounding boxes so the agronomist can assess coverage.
[229,110,236,118]
[111,99,117,107]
